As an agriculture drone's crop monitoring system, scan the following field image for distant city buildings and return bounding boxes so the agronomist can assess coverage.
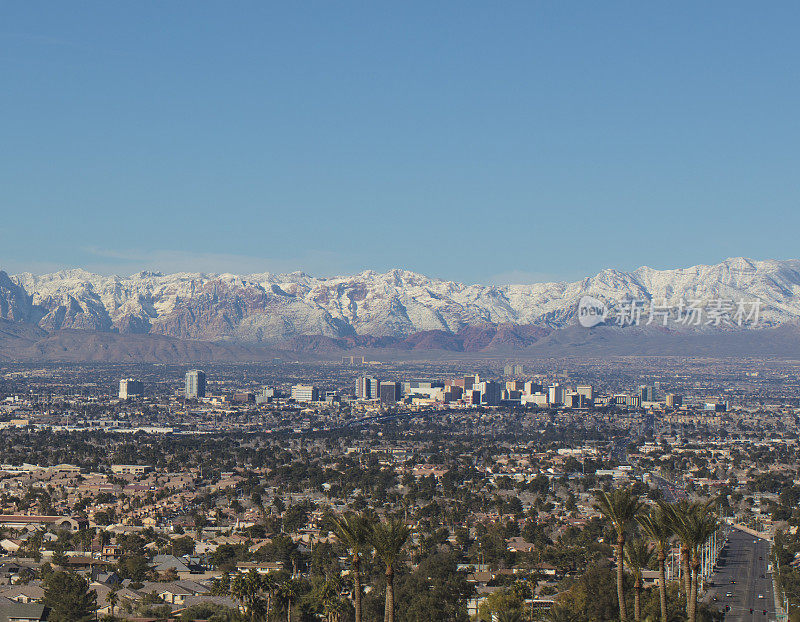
[379,382,402,405]
[665,393,683,408]
[476,380,501,406]
[548,384,564,406]
[356,376,381,400]
[639,385,656,402]
[256,387,278,405]
[291,385,320,402]
[119,378,144,399]
[185,370,206,399]
[342,355,365,365]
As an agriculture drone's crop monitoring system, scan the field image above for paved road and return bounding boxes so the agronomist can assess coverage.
[705,528,776,621]
[649,473,686,503]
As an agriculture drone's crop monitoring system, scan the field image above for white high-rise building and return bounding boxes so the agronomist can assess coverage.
[291,385,319,402]
[119,378,144,399]
[185,370,206,399]
[548,384,564,405]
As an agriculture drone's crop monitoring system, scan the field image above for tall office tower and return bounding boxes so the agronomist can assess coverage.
[355,376,380,399]
[665,393,683,407]
[524,381,543,395]
[476,381,502,406]
[639,385,655,402]
[576,385,594,401]
[463,374,479,390]
[506,380,525,392]
[119,378,144,399]
[563,392,580,408]
[548,384,564,406]
[379,382,402,405]
[185,370,206,399]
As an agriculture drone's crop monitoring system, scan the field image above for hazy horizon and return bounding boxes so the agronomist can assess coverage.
[3,254,798,287]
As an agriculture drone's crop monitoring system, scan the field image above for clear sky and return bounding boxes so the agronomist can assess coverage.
[1,2,799,284]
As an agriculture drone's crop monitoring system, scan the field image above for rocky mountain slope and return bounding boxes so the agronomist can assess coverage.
[1,257,799,348]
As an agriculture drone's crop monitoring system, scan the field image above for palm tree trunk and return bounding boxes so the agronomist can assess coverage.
[353,555,362,622]
[689,561,700,622]
[658,550,667,622]
[634,579,641,622]
[287,599,292,622]
[681,545,690,615]
[384,564,395,622]
[616,536,627,621]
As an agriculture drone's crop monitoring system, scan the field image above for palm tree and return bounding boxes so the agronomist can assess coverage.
[637,506,674,622]
[497,610,523,622]
[624,539,653,622]
[331,512,371,622]
[106,589,118,617]
[262,573,277,621]
[231,570,265,621]
[278,578,301,622]
[661,500,693,608]
[320,578,347,622]
[662,500,719,622]
[369,518,411,622]
[546,604,582,622]
[594,488,642,622]
[685,511,719,622]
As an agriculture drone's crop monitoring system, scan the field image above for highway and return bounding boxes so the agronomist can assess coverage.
[705,528,776,621]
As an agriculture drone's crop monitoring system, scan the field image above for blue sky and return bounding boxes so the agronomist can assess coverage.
[1,2,799,284]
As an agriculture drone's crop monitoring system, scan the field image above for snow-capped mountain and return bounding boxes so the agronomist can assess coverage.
[2,257,799,344]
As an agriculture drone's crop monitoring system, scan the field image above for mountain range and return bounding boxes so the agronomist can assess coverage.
[1,257,799,361]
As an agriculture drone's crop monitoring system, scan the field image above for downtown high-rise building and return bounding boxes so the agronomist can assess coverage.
[185,370,206,399]
[665,393,683,408]
[291,385,320,402]
[379,382,402,405]
[355,376,380,399]
[119,378,144,399]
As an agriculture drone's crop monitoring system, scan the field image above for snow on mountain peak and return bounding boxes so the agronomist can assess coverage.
[0,257,798,342]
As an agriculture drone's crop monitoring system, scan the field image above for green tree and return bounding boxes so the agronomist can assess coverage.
[230,570,265,621]
[662,500,719,622]
[552,565,620,622]
[172,534,196,556]
[180,602,244,621]
[594,488,642,622]
[545,603,582,622]
[624,539,653,622]
[277,578,301,622]
[369,518,411,622]
[106,589,119,617]
[331,512,371,622]
[637,505,674,622]
[43,571,98,622]
[477,588,523,621]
